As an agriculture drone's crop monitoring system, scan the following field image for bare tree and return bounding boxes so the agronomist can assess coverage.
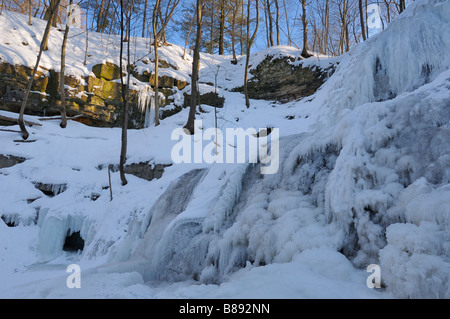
[119,0,134,186]
[156,0,181,45]
[18,0,61,140]
[97,0,107,32]
[153,0,161,127]
[28,0,32,25]
[84,0,89,65]
[399,0,406,13]
[142,0,148,37]
[43,0,60,27]
[324,0,329,54]
[300,0,311,57]
[184,0,203,135]
[266,0,274,47]
[244,0,259,108]
[274,0,280,45]
[283,0,292,46]
[60,0,74,129]
[230,0,240,62]
[218,0,225,55]
[42,0,60,51]
[182,11,195,60]
[359,0,366,41]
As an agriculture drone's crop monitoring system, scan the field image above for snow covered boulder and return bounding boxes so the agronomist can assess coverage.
[232,46,338,103]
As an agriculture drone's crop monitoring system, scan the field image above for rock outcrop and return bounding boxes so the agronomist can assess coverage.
[0,61,189,128]
[234,55,337,103]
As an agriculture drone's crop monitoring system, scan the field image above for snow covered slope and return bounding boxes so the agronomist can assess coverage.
[0,0,449,299]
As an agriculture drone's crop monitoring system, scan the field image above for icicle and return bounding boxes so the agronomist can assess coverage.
[138,84,155,128]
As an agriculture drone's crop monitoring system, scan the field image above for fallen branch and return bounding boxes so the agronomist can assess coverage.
[0,129,22,133]
[0,115,42,127]
[38,115,83,121]
[13,139,36,143]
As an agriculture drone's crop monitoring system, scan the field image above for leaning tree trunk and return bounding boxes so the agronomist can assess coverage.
[42,0,60,50]
[182,13,195,60]
[184,0,203,135]
[18,0,61,140]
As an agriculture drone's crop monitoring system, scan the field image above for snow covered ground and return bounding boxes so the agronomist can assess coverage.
[0,0,449,299]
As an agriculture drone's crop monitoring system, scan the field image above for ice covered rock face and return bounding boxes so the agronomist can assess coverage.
[119,0,450,298]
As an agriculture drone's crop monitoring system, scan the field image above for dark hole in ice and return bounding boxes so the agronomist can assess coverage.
[1,215,17,227]
[63,231,85,252]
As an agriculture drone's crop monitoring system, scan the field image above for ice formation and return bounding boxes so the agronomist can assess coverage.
[137,84,156,128]
[114,0,450,297]
[3,0,448,299]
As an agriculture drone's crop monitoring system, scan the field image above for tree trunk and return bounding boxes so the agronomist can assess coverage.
[219,0,225,55]
[210,0,214,54]
[244,0,259,108]
[42,0,60,51]
[28,0,32,25]
[184,0,203,135]
[84,0,89,65]
[240,0,244,55]
[18,0,61,140]
[283,0,291,46]
[263,0,269,47]
[183,13,195,60]
[60,0,73,129]
[153,0,161,127]
[384,0,391,23]
[44,0,59,27]
[274,0,280,46]
[97,0,106,32]
[300,0,311,58]
[344,0,349,52]
[399,0,406,13]
[266,0,274,47]
[155,0,181,43]
[359,0,366,41]
[99,0,111,33]
[142,0,148,37]
[231,1,238,62]
[119,0,132,186]
[365,0,368,39]
[34,0,41,17]
[324,0,329,54]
